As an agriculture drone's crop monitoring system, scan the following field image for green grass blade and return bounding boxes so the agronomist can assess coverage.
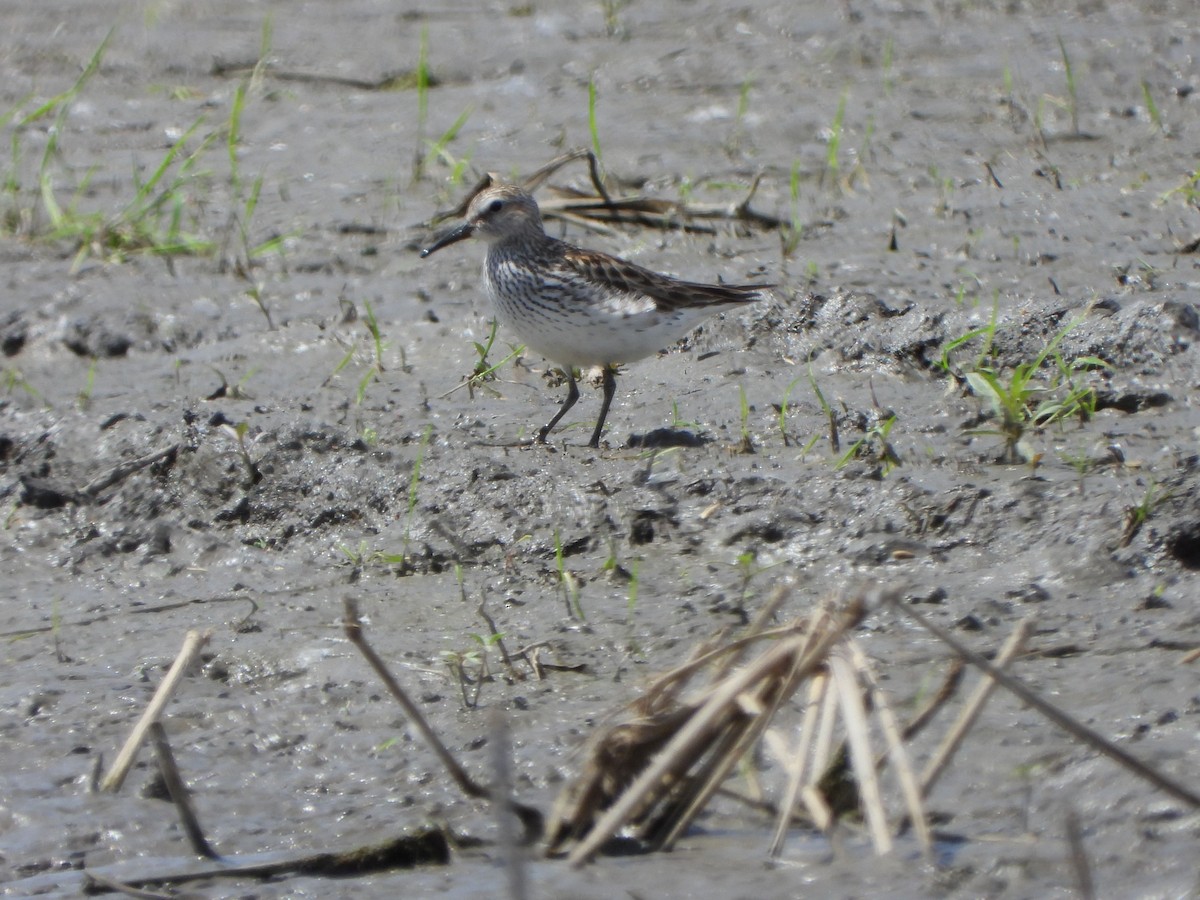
[588,76,603,167]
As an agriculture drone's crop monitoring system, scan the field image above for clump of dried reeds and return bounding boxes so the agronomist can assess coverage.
[546,588,945,866]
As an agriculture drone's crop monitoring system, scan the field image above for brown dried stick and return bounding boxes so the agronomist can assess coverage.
[343,598,488,800]
[149,721,219,860]
[101,629,211,793]
[342,598,543,839]
[919,618,1031,798]
[888,597,1200,809]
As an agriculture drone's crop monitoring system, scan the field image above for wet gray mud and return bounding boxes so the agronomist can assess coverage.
[2,1,1198,897]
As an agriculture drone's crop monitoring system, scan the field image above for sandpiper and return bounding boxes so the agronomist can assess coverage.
[421,183,772,448]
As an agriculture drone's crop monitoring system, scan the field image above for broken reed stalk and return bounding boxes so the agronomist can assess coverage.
[653,644,801,851]
[766,673,825,855]
[886,595,1200,810]
[149,721,219,860]
[101,628,212,793]
[343,597,487,799]
[919,617,1031,798]
[341,598,543,840]
[901,657,965,741]
[652,589,832,852]
[828,651,892,853]
[848,640,931,858]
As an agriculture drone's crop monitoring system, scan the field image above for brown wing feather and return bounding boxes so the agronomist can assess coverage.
[560,245,772,311]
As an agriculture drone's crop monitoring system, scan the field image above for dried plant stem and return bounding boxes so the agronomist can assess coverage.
[477,601,520,680]
[149,721,219,859]
[343,598,488,801]
[849,640,931,859]
[1065,807,1095,900]
[101,629,211,793]
[342,598,544,839]
[888,597,1200,809]
[711,584,791,680]
[829,651,891,853]
[919,618,1031,797]
[567,643,800,865]
[566,600,861,867]
[768,671,830,858]
[654,673,778,851]
[425,149,782,240]
[83,443,180,498]
[901,657,965,740]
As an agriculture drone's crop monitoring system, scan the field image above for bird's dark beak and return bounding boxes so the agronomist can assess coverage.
[420,222,474,258]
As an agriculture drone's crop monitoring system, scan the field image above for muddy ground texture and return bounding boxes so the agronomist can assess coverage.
[2,1,1199,897]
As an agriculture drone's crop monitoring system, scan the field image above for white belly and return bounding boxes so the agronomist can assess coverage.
[483,261,720,367]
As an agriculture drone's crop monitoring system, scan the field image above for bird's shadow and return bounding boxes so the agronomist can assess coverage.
[623,428,710,449]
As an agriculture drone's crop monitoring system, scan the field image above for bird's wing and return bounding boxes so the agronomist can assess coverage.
[559,245,772,312]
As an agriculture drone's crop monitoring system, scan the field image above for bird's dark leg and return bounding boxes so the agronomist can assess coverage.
[537,370,580,443]
[588,366,617,449]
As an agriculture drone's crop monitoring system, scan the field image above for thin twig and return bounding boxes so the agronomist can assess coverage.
[711,584,791,680]
[477,600,520,680]
[82,872,177,899]
[1065,807,1095,900]
[886,596,1200,809]
[149,722,219,860]
[83,444,180,499]
[343,598,487,800]
[901,657,965,740]
[519,148,612,206]
[101,629,211,793]
[342,598,544,840]
[919,618,1031,797]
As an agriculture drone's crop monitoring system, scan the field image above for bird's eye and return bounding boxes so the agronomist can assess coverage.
[487,199,504,213]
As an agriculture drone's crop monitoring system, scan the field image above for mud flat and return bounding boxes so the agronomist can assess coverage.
[1,2,1198,897]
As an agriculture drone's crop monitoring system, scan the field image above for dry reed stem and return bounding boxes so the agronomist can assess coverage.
[565,639,803,865]
[426,149,782,240]
[101,628,211,793]
[655,640,808,851]
[767,671,830,858]
[848,640,931,859]
[919,618,1031,797]
[343,598,487,800]
[901,657,966,740]
[148,721,219,860]
[829,651,891,854]
[888,596,1200,810]
[342,598,544,840]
